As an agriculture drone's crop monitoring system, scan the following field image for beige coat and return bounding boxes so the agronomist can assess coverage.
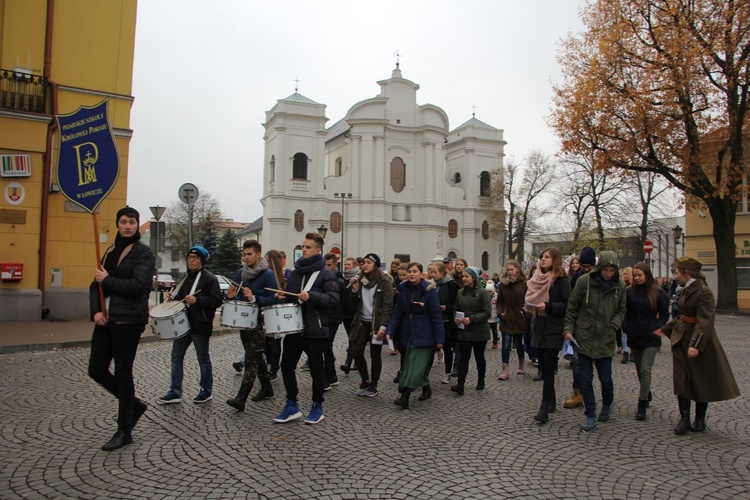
[661,278,740,402]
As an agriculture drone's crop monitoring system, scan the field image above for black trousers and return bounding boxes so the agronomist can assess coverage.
[281,334,327,404]
[88,323,144,433]
[458,340,487,385]
[537,347,559,403]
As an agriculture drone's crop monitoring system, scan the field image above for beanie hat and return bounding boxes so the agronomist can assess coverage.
[363,252,381,269]
[579,246,596,266]
[116,206,140,225]
[676,256,702,273]
[187,245,209,264]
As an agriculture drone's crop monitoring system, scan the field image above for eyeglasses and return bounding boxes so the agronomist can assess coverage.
[187,255,201,261]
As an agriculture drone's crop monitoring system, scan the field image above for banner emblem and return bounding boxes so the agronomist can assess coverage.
[55,100,120,213]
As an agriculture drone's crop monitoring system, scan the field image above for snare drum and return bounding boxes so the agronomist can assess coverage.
[262,303,303,338]
[149,301,190,340]
[221,301,259,329]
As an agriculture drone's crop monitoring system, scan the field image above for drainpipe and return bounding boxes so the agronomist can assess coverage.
[39,0,57,312]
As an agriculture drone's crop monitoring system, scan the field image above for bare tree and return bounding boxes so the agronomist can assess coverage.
[164,190,224,256]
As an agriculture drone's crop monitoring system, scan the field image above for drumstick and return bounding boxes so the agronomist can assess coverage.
[264,287,301,297]
[179,289,201,302]
[228,278,247,290]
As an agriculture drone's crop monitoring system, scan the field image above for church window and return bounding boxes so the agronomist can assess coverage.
[482,251,489,271]
[390,157,406,193]
[448,219,458,238]
[453,172,462,183]
[482,220,489,240]
[480,171,491,196]
[330,211,342,233]
[294,209,304,232]
[335,157,343,177]
[293,153,308,180]
[270,155,275,182]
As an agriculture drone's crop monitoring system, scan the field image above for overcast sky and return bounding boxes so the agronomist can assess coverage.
[127,0,586,224]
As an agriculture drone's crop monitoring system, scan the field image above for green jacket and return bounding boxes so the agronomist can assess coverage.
[563,251,626,359]
[454,286,492,341]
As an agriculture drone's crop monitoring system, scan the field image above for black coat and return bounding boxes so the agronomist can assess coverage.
[530,276,571,350]
[173,268,223,335]
[284,267,340,339]
[89,241,154,324]
[622,285,669,350]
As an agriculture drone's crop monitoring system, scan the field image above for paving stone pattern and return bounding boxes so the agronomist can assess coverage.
[1,315,748,499]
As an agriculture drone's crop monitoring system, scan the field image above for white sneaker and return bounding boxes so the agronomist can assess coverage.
[441,373,451,384]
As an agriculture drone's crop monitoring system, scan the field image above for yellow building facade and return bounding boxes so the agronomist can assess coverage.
[0,0,137,320]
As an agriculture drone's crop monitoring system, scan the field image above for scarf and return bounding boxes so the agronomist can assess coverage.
[500,274,521,286]
[360,268,382,289]
[434,274,453,286]
[294,253,325,275]
[103,232,140,276]
[241,257,269,282]
[342,266,360,281]
[525,267,554,316]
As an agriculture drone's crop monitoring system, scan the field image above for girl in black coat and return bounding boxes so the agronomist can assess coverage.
[623,262,669,420]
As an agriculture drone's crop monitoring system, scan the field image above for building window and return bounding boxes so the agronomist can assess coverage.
[453,172,462,184]
[480,171,491,197]
[335,157,343,177]
[482,251,489,271]
[395,253,410,263]
[447,251,457,259]
[737,177,748,214]
[171,249,180,261]
[390,157,406,193]
[448,219,458,238]
[482,220,489,240]
[292,152,308,180]
[330,211,342,233]
[294,209,304,232]
[270,155,275,182]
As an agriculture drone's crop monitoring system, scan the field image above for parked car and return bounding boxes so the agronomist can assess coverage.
[153,274,175,291]
[216,275,232,299]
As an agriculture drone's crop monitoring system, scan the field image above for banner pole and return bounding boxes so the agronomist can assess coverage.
[92,211,107,320]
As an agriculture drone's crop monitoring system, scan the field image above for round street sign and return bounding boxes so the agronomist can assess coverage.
[178,183,199,205]
[643,240,654,254]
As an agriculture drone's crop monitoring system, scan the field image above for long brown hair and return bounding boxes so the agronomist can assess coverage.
[567,256,580,280]
[265,250,286,289]
[539,247,565,279]
[503,259,527,281]
[632,262,658,309]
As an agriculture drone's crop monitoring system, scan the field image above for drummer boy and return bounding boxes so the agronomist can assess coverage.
[157,246,223,405]
[225,240,279,411]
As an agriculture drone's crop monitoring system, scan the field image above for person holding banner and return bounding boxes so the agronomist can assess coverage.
[273,233,339,425]
[158,246,223,405]
[88,207,154,451]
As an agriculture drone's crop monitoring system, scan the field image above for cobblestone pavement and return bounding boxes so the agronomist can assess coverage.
[1,314,748,499]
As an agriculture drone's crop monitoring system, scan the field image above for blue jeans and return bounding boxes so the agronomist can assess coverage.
[501,333,524,364]
[578,353,613,418]
[170,331,213,395]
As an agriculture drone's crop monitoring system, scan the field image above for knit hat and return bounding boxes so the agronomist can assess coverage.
[676,256,702,273]
[116,206,140,225]
[187,245,209,264]
[363,252,381,269]
[465,266,480,284]
[579,246,596,266]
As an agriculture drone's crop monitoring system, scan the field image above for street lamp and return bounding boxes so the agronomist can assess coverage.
[317,224,328,239]
[333,192,353,261]
[673,225,683,261]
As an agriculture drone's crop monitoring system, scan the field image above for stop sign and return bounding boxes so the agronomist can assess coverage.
[643,240,654,254]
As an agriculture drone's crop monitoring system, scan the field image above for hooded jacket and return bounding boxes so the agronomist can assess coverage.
[563,250,627,359]
[349,272,394,341]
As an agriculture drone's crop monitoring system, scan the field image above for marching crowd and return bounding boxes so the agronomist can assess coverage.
[86,206,740,451]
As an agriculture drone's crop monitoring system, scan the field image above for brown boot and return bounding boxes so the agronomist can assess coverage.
[497,363,510,380]
[563,389,583,409]
[517,360,525,375]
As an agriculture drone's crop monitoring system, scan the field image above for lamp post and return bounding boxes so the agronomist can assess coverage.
[317,224,328,239]
[673,225,683,263]
[334,192,353,262]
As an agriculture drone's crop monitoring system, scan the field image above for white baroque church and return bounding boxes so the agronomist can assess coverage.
[260,66,506,270]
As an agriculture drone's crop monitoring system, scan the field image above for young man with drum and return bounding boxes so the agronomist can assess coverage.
[225,240,279,411]
[273,232,340,424]
[158,246,223,405]
[88,206,154,451]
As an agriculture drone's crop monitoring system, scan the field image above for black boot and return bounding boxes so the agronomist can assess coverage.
[636,399,647,420]
[450,383,465,396]
[226,382,253,412]
[394,391,410,410]
[621,352,629,364]
[101,429,132,451]
[533,370,543,382]
[674,397,692,435]
[534,401,549,423]
[692,402,707,432]
[251,378,275,402]
[418,385,432,401]
[547,401,556,413]
[393,371,401,384]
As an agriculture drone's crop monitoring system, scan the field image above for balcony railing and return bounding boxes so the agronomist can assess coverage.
[0,68,46,114]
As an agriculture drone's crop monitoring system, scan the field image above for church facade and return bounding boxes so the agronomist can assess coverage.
[260,67,505,270]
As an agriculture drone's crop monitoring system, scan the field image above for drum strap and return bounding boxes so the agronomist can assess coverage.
[174,270,202,307]
[299,271,320,304]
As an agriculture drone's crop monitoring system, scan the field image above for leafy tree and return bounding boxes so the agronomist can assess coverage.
[211,229,240,277]
[551,0,750,310]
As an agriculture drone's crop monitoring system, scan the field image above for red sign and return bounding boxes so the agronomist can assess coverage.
[643,240,654,254]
